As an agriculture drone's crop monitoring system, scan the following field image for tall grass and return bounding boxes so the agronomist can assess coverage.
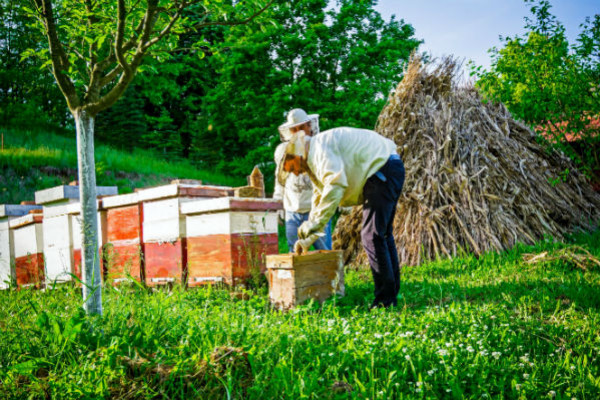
[1,230,599,399]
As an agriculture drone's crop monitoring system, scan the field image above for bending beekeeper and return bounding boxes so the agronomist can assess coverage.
[274,109,332,251]
[278,124,405,308]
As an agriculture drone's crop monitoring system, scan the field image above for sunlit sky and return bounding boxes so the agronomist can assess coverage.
[373,0,599,70]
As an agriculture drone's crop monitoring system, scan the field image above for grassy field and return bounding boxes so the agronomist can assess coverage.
[1,230,599,399]
[0,127,245,204]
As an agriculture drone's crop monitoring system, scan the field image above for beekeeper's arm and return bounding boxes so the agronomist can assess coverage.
[298,150,347,240]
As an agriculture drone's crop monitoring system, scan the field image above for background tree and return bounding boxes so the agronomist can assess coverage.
[95,0,421,181]
[0,0,66,127]
[473,0,600,181]
[24,0,273,315]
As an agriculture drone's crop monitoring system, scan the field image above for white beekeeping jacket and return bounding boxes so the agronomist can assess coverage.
[307,127,397,230]
[274,146,313,214]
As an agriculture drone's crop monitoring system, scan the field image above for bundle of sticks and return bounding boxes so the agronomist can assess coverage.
[333,56,600,267]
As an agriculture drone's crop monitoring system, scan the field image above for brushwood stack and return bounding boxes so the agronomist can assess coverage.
[333,56,600,267]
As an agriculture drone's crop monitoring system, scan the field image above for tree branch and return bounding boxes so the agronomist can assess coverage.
[35,0,80,110]
[194,0,275,28]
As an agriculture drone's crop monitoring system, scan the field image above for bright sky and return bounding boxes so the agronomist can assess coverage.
[373,0,599,70]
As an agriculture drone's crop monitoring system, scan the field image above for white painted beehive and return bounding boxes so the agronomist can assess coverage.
[9,212,45,288]
[36,185,117,285]
[181,197,281,286]
[0,205,43,289]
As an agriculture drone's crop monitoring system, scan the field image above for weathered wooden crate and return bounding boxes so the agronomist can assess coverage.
[9,212,45,288]
[37,185,117,285]
[136,183,234,286]
[181,197,281,286]
[266,250,345,310]
[0,205,43,289]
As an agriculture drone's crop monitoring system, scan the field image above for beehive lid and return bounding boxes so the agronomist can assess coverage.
[0,204,42,218]
[8,213,43,229]
[266,250,343,270]
[135,184,234,202]
[35,185,118,205]
[101,192,140,208]
[43,199,102,218]
[181,197,282,215]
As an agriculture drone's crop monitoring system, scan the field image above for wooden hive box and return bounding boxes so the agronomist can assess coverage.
[37,185,117,285]
[137,183,234,286]
[9,212,45,288]
[0,205,43,289]
[101,193,144,284]
[181,197,282,286]
[266,250,345,310]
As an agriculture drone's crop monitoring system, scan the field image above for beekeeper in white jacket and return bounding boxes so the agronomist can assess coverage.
[278,125,405,308]
[274,109,332,251]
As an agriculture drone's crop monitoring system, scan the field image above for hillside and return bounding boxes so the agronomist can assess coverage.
[0,127,246,204]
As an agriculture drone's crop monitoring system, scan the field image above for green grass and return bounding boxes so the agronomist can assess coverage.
[1,231,599,399]
[0,127,245,204]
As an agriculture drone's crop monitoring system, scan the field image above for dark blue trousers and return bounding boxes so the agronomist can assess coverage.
[361,155,405,308]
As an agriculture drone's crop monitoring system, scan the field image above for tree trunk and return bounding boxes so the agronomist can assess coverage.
[74,110,103,316]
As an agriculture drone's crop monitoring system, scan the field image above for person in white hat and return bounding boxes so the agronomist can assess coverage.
[273,109,332,251]
[278,123,405,309]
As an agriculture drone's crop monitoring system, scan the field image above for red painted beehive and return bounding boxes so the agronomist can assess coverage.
[0,204,43,289]
[181,197,282,286]
[135,183,234,286]
[9,212,45,288]
[101,193,144,283]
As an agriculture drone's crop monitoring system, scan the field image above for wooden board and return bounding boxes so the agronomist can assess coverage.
[186,233,278,286]
[11,218,45,288]
[266,250,344,310]
[104,204,144,282]
[144,239,186,286]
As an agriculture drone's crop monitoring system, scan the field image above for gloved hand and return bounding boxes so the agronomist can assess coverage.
[293,234,318,255]
[298,220,320,239]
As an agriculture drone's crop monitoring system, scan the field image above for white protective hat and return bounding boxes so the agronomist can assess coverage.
[276,132,311,186]
[278,108,320,141]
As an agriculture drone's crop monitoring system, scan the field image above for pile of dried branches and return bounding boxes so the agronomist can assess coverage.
[523,245,600,272]
[333,56,600,267]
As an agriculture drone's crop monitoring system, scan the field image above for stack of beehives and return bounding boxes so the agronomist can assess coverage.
[333,56,600,267]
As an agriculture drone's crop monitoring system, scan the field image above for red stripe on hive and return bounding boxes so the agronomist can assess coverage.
[144,240,185,285]
[15,253,44,288]
[106,205,141,241]
[187,235,232,286]
[103,243,143,282]
[231,233,279,278]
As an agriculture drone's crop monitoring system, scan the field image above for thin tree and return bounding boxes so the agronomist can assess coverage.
[24,0,273,315]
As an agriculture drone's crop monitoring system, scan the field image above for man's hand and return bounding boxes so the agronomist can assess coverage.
[298,220,319,239]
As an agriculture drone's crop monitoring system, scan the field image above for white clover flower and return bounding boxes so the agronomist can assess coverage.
[548,390,556,398]
[570,365,576,370]
[519,363,525,368]
[523,373,530,379]
[416,381,423,387]
[437,349,449,357]
[402,347,408,353]
[405,355,411,360]
[467,346,475,353]
[492,351,501,359]
[515,384,522,390]
[428,370,435,376]
[374,333,383,339]
[446,389,452,393]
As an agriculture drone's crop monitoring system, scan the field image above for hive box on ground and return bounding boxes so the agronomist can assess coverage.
[266,250,345,310]
[136,183,234,286]
[181,197,282,286]
[36,185,117,284]
[101,193,144,283]
[0,205,43,289]
[9,213,45,288]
